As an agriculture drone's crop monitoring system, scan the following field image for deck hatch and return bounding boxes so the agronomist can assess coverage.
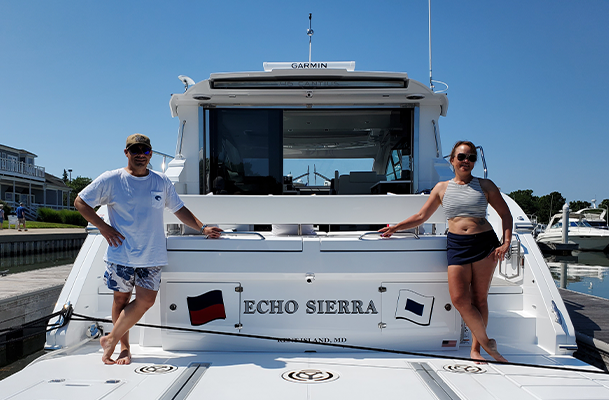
[411,362,463,400]
[159,363,210,400]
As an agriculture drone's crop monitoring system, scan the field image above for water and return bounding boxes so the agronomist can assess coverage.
[0,249,79,275]
[547,251,609,299]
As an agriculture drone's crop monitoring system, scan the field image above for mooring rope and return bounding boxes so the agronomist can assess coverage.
[0,309,69,346]
[67,311,609,375]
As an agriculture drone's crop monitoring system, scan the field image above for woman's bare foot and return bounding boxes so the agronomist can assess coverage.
[470,349,488,365]
[116,349,131,365]
[484,339,508,363]
[100,336,117,365]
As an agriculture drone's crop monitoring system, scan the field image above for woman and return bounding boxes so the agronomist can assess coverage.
[379,141,512,363]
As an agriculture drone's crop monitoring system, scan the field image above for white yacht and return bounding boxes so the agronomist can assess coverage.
[574,207,608,230]
[2,61,609,399]
[537,213,609,251]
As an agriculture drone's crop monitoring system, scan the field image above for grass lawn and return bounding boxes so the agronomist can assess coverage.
[1,221,84,229]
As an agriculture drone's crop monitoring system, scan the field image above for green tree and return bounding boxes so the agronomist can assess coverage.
[537,191,566,224]
[600,199,609,211]
[569,200,591,212]
[66,176,92,206]
[62,169,68,183]
[508,189,538,217]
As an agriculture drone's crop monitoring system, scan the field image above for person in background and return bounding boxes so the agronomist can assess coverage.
[378,140,512,363]
[0,204,4,230]
[75,133,222,365]
[16,202,27,231]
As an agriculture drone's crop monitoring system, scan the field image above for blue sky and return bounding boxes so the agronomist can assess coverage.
[1,0,608,203]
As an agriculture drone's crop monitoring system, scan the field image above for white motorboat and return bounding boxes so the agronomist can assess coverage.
[574,207,608,230]
[537,213,609,251]
[2,61,609,399]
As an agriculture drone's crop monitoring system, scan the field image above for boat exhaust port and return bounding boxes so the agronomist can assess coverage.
[305,273,315,284]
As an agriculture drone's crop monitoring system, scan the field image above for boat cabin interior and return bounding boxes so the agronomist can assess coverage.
[204,108,413,197]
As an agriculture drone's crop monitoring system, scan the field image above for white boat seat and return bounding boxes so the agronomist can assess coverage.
[338,171,386,194]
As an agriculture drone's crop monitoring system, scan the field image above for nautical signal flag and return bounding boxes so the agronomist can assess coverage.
[394,289,434,326]
[187,290,227,326]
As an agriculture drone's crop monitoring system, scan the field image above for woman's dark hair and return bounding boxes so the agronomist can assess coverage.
[449,141,477,161]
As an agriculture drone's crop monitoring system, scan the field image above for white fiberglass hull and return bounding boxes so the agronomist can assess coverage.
[537,230,609,251]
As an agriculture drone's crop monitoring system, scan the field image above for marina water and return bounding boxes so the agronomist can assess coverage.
[547,251,609,299]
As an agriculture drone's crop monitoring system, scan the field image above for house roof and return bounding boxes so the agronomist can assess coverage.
[45,172,70,189]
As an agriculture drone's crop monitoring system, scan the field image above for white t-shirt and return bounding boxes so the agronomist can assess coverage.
[79,168,184,267]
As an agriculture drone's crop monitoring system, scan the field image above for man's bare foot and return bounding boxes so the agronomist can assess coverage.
[100,336,117,365]
[485,339,508,363]
[116,349,131,365]
[470,349,488,365]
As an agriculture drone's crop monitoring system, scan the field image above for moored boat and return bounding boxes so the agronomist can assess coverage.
[537,213,609,252]
[2,61,608,399]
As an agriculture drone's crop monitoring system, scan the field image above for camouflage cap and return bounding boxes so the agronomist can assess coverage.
[125,134,151,150]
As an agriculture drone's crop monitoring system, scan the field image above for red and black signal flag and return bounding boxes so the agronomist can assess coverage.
[186,290,227,326]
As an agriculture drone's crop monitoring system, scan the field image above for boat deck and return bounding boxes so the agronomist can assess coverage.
[2,343,607,400]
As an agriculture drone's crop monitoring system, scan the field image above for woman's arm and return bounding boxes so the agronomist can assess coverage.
[378,182,446,237]
[481,179,513,261]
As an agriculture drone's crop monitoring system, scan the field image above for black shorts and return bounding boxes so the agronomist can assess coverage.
[446,230,500,266]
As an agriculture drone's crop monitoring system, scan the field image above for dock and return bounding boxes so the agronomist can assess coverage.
[0,228,86,257]
[558,288,609,370]
[0,264,73,370]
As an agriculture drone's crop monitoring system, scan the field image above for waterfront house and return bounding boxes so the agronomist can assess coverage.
[0,144,72,218]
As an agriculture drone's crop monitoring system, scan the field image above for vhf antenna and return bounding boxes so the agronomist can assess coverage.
[428,0,434,92]
[308,13,314,63]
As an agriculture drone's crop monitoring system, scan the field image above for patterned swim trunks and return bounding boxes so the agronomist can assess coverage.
[104,262,162,292]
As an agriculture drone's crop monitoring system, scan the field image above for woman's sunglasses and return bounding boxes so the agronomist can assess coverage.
[128,146,152,155]
[456,153,477,162]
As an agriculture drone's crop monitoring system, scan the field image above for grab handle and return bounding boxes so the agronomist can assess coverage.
[219,231,265,240]
[359,231,419,240]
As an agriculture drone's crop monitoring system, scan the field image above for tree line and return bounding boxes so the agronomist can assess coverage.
[508,189,609,225]
[63,169,92,206]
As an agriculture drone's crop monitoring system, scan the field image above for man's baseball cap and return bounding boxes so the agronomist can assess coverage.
[126,134,151,150]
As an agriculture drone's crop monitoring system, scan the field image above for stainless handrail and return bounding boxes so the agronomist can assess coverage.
[498,234,522,280]
[359,231,419,240]
[476,145,488,179]
[219,231,265,240]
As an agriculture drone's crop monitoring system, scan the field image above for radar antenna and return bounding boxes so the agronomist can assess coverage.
[307,13,314,63]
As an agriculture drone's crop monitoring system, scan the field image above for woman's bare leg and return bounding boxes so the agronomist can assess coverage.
[448,262,507,362]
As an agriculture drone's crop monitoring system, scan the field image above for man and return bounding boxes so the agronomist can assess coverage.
[75,133,222,365]
[16,202,27,231]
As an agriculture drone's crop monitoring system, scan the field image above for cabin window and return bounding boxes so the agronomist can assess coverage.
[202,108,412,195]
[208,109,283,195]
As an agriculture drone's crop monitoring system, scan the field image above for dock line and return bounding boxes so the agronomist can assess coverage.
[67,311,608,375]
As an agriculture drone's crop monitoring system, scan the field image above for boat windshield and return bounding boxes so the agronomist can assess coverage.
[551,220,594,229]
[202,108,413,195]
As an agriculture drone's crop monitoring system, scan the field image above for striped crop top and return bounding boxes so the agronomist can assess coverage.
[442,177,488,220]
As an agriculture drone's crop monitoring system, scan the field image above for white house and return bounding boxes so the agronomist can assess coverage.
[0,144,72,218]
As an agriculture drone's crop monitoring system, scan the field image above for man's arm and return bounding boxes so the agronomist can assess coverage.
[74,196,125,247]
[173,206,222,238]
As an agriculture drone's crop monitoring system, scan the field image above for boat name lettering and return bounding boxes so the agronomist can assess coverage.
[243,299,378,315]
[277,337,347,343]
[277,81,339,87]
[291,62,328,69]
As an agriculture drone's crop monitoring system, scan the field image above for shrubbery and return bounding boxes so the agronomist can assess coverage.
[37,207,87,227]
